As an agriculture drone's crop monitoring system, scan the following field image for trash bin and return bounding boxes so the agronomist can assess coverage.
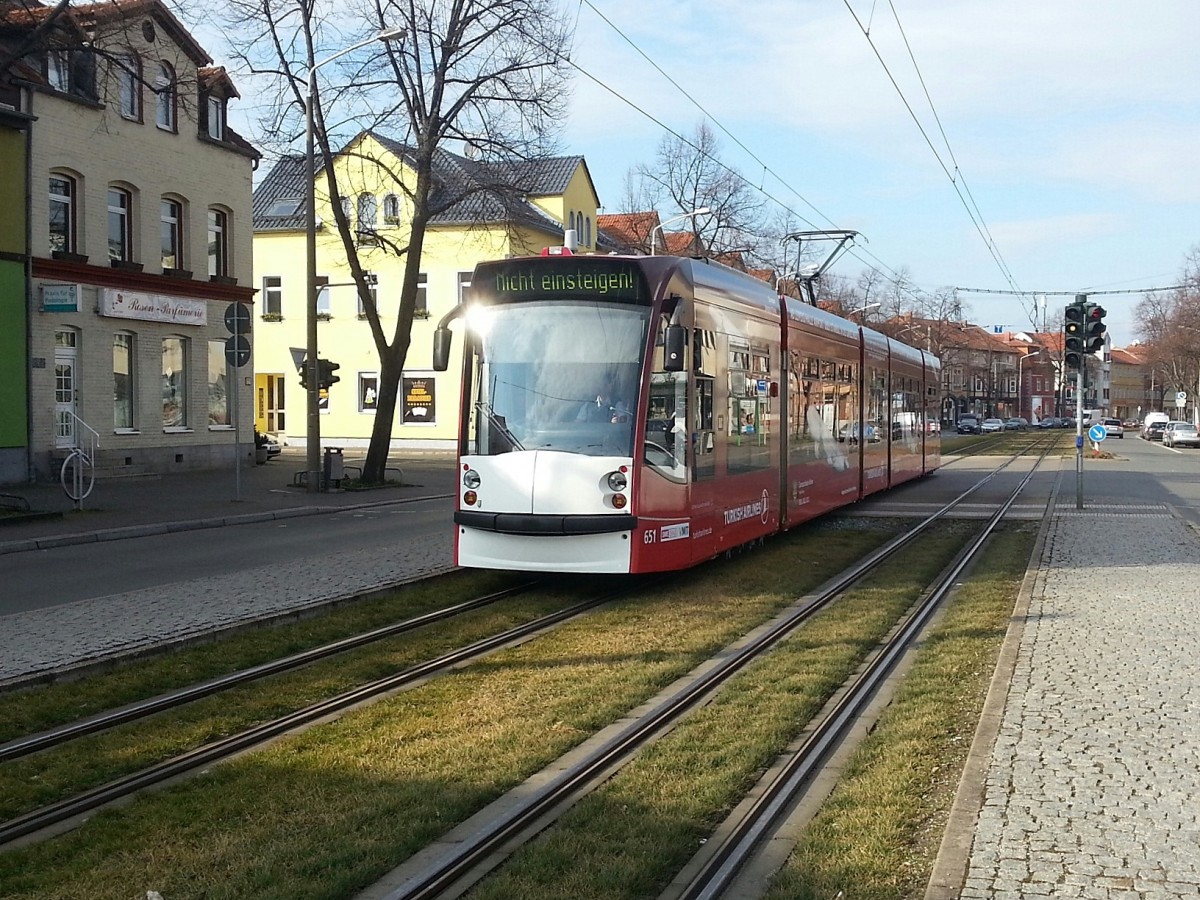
[323,447,344,485]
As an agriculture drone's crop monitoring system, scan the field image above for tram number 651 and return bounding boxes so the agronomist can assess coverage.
[643,530,656,544]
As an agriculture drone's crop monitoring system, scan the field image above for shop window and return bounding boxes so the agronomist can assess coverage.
[114,333,135,430]
[162,336,188,428]
[208,339,230,426]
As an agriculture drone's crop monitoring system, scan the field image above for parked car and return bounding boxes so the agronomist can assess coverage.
[1037,417,1060,429]
[956,415,981,434]
[925,418,941,434]
[838,422,879,443]
[1142,420,1167,441]
[1004,417,1028,431]
[1101,417,1124,439]
[980,418,1005,433]
[1162,421,1200,448]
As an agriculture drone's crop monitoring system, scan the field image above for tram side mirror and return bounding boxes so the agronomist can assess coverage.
[664,324,686,372]
[433,327,453,372]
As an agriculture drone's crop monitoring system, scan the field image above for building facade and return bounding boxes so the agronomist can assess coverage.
[251,133,600,451]
[3,0,258,482]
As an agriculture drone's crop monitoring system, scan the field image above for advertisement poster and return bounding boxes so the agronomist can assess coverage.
[403,376,435,424]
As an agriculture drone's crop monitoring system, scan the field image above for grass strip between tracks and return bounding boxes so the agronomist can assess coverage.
[0,520,901,900]
[463,520,1027,900]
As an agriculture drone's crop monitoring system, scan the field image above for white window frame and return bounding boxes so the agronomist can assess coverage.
[114,332,136,432]
[108,187,132,263]
[155,61,176,131]
[207,208,228,277]
[262,276,282,318]
[117,54,140,119]
[162,335,189,430]
[49,174,75,254]
[161,198,182,270]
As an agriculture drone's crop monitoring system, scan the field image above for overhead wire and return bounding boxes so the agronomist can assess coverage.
[573,0,912,287]
[841,0,1028,307]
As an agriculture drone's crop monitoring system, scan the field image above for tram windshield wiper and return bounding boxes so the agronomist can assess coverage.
[475,401,525,451]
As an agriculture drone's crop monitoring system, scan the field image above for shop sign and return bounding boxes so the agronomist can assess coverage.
[100,288,207,326]
[403,376,435,424]
[41,283,79,312]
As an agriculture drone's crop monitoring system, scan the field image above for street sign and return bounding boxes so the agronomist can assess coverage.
[1176,391,1187,410]
[224,302,252,335]
[1088,423,1107,443]
[225,334,251,368]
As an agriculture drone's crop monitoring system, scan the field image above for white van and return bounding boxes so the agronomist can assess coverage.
[1142,412,1170,439]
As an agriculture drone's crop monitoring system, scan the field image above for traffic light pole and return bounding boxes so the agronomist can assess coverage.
[1076,359,1085,510]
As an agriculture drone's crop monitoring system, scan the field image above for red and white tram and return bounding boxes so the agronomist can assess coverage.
[432,252,940,574]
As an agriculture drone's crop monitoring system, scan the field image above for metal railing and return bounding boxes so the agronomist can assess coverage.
[59,412,99,506]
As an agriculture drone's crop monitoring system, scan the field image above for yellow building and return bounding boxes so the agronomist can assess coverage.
[251,131,600,451]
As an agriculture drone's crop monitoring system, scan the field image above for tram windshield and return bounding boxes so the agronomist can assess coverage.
[467,301,649,457]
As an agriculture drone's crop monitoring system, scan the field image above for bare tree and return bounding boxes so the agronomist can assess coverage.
[626,121,768,259]
[217,0,571,481]
[1134,245,1200,403]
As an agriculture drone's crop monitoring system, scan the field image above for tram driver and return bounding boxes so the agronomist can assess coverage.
[577,382,631,424]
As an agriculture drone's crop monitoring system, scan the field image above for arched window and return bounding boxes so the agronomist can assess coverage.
[568,211,576,234]
[160,196,184,270]
[108,186,133,262]
[155,61,175,131]
[116,53,141,120]
[383,193,400,223]
[585,216,592,248]
[49,173,77,254]
[207,207,229,277]
[356,193,377,243]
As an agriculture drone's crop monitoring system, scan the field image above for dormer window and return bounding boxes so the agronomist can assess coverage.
[45,48,97,100]
[204,93,225,140]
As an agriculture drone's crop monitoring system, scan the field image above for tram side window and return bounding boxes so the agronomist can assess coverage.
[645,373,687,481]
[727,337,773,475]
[865,367,887,438]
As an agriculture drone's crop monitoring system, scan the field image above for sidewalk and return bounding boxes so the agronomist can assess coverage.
[0,448,458,555]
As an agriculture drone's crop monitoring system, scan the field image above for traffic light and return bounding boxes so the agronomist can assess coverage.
[317,359,340,390]
[299,362,309,389]
[1064,300,1086,369]
[1084,303,1107,354]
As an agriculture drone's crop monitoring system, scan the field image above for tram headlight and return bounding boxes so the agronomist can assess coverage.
[462,468,481,489]
[463,490,478,506]
[606,470,627,492]
[611,493,627,509]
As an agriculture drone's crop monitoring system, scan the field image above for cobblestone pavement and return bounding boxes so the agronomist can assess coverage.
[931,506,1200,899]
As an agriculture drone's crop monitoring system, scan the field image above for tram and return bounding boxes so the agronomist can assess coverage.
[432,251,941,574]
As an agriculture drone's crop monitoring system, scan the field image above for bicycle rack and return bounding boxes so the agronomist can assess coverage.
[59,413,99,508]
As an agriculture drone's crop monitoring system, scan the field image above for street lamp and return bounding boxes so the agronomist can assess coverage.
[305,26,406,492]
[649,208,710,255]
[847,302,880,321]
[1017,349,1042,420]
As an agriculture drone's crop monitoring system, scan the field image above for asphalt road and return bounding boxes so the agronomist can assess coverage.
[0,496,452,616]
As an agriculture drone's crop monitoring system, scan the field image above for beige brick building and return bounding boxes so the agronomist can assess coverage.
[6,0,258,480]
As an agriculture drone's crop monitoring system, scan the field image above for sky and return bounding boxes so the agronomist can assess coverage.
[210,0,1200,349]
[553,0,1200,347]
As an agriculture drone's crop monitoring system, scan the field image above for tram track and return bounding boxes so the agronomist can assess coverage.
[4,441,1060,897]
[359,439,1055,900]
[0,578,652,847]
